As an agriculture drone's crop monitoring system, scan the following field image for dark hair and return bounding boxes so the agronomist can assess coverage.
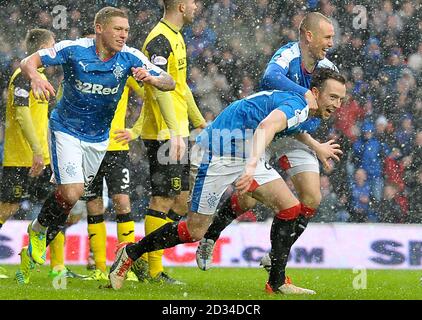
[94,6,128,26]
[310,68,346,90]
[25,28,54,55]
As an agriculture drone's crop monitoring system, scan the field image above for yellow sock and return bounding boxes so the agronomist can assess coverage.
[87,215,107,272]
[50,231,65,271]
[116,214,135,243]
[144,211,169,278]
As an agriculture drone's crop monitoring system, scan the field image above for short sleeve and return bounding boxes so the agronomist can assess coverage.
[12,73,31,107]
[273,54,290,73]
[38,40,74,67]
[144,34,172,71]
[124,46,163,76]
[277,103,309,129]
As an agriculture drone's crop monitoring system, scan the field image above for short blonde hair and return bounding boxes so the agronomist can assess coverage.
[25,28,55,55]
[94,7,128,26]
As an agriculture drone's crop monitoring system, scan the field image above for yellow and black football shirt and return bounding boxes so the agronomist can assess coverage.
[140,18,204,140]
[3,68,50,167]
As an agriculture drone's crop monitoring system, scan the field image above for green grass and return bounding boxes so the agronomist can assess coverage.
[0,265,421,300]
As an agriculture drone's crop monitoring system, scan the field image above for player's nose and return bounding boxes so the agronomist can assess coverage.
[335,98,342,108]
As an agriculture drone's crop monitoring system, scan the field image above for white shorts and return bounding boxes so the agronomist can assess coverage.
[49,129,108,186]
[190,150,281,215]
[269,137,320,177]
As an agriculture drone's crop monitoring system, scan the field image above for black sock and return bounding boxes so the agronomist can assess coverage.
[291,215,309,244]
[268,217,296,290]
[203,196,237,242]
[37,191,71,228]
[46,224,66,247]
[116,213,132,223]
[167,209,182,222]
[126,222,182,261]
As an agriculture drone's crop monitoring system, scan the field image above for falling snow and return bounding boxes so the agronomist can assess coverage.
[0,0,421,227]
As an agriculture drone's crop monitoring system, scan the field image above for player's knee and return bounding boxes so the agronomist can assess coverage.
[299,191,321,209]
[114,207,130,215]
[149,196,174,212]
[87,198,104,214]
[67,213,82,226]
[57,188,84,208]
[232,193,256,217]
[112,197,131,214]
[238,194,257,213]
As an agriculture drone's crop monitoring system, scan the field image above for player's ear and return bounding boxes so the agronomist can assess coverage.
[311,86,319,99]
[305,30,313,43]
[179,0,186,13]
[95,23,102,34]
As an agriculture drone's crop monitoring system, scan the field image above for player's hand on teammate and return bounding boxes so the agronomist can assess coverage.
[131,67,155,84]
[170,135,186,161]
[315,139,343,170]
[304,90,318,111]
[29,154,44,177]
[236,161,257,194]
[114,129,135,145]
[31,77,55,101]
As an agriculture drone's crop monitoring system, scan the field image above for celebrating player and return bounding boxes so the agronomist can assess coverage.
[18,7,175,275]
[82,76,144,281]
[196,12,338,293]
[108,68,346,292]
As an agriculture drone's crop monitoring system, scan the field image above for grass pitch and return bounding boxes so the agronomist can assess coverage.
[0,265,421,300]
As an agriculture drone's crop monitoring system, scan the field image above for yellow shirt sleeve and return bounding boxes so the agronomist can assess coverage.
[15,106,43,155]
[185,84,205,128]
[126,76,144,98]
[129,88,181,140]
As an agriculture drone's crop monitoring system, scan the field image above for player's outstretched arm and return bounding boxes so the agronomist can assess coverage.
[20,53,56,101]
[236,110,287,194]
[262,63,318,111]
[20,53,55,101]
[131,67,175,91]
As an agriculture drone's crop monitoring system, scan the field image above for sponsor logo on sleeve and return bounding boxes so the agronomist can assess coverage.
[46,47,57,58]
[151,54,168,66]
[275,55,289,69]
[14,87,29,98]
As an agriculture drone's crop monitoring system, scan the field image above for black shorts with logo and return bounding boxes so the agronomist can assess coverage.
[143,139,190,197]
[0,166,53,203]
[84,150,131,200]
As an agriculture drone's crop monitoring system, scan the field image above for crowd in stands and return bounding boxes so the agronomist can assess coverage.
[0,0,421,223]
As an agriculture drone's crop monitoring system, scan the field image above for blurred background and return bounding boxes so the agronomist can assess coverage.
[0,0,421,225]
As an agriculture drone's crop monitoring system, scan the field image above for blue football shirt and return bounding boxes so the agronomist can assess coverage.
[39,38,162,142]
[197,90,310,158]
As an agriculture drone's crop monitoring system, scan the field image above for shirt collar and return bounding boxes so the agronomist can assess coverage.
[160,18,181,33]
